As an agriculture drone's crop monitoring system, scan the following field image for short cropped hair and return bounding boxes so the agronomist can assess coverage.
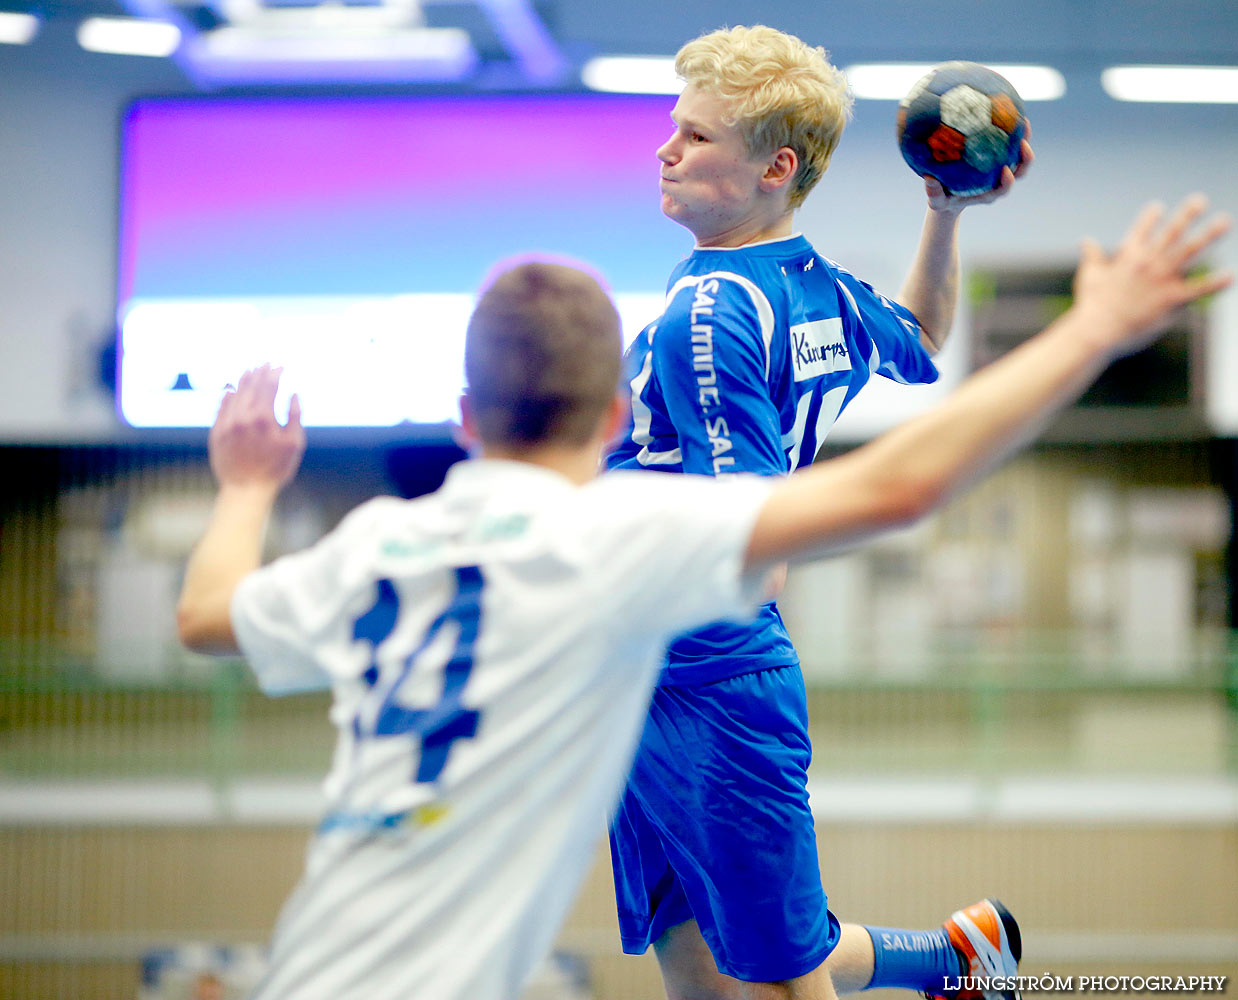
[676,25,853,208]
[464,260,622,448]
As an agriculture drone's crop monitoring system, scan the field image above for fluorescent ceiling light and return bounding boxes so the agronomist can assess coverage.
[77,17,181,57]
[216,0,422,31]
[1101,65,1238,103]
[844,63,1066,101]
[185,26,476,83]
[0,11,39,45]
[200,25,471,63]
[582,56,681,94]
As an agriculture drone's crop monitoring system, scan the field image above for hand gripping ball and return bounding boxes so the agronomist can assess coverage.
[896,61,1027,196]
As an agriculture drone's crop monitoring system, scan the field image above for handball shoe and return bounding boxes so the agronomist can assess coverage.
[936,898,1022,1000]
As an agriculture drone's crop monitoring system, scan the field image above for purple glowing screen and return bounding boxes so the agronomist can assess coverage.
[116,94,691,427]
[119,93,687,301]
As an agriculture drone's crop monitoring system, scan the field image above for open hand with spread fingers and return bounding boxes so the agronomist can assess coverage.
[209,364,306,493]
[1072,194,1232,358]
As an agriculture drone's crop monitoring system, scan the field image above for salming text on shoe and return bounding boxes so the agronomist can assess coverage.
[939,899,1023,1000]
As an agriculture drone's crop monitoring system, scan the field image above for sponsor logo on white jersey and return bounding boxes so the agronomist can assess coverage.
[790,318,850,381]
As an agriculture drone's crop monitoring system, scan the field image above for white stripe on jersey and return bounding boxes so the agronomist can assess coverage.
[627,338,683,467]
[878,290,926,356]
[665,271,776,378]
[836,278,862,325]
[827,268,922,385]
[811,384,849,458]
[784,384,849,467]
[873,294,924,385]
[783,391,814,469]
[829,256,929,385]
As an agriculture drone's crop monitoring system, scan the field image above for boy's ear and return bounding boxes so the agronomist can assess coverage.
[601,391,629,443]
[760,146,798,193]
[456,393,480,450]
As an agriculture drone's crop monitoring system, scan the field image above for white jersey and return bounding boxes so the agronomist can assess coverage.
[231,459,771,1000]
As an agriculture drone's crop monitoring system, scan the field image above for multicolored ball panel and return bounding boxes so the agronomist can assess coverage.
[896,61,1027,196]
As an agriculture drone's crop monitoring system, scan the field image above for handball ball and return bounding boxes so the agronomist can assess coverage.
[897,61,1026,196]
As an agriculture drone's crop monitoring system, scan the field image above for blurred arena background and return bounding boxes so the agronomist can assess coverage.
[1,1,1236,997]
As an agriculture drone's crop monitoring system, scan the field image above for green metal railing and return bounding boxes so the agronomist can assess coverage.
[1,631,1234,784]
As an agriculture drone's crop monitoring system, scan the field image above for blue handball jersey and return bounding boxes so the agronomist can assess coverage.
[608,234,939,686]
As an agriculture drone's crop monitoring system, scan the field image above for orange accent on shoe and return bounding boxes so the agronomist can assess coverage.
[937,899,1022,1000]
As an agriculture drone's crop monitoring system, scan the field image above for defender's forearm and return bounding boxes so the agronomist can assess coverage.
[177,482,280,654]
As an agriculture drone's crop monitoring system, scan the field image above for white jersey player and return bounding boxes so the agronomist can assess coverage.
[178,199,1229,1000]
[232,467,770,1000]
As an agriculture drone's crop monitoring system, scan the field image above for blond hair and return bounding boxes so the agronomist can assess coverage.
[675,25,853,208]
[464,260,621,448]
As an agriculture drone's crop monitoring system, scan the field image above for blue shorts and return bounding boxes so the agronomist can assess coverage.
[609,664,841,983]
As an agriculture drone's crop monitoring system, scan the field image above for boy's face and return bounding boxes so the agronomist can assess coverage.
[657,85,775,242]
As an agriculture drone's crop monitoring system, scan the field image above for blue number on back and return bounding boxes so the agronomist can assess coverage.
[350,567,483,783]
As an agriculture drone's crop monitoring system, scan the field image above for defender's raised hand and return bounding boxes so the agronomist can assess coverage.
[1074,194,1232,357]
[209,364,305,492]
[179,366,304,654]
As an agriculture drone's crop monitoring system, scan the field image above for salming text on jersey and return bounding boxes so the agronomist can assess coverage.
[690,277,737,474]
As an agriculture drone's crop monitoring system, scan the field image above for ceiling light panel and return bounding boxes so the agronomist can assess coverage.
[582,56,681,94]
[844,63,1066,101]
[78,16,182,57]
[0,11,39,45]
[1102,65,1238,103]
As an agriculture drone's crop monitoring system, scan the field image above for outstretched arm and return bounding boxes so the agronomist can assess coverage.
[177,365,305,654]
[748,195,1231,569]
[900,137,1035,354]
